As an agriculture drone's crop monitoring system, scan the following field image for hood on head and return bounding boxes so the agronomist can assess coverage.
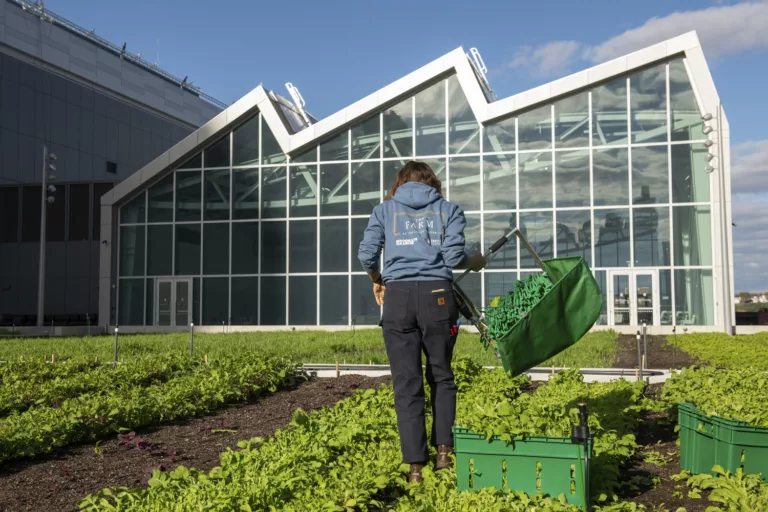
[392,181,441,209]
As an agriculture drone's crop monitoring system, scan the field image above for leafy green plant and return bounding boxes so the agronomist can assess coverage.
[667,332,768,370]
[672,466,768,510]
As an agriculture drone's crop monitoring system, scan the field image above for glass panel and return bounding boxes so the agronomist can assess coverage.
[261,221,286,273]
[352,275,380,325]
[231,277,258,325]
[232,168,260,219]
[485,272,518,308]
[636,274,654,325]
[464,214,482,254]
[320,132,348,161]
[175,280,190,326]
[204,169,230,221]
[118,279,144,325]
[351,115,381,160]
[175,224,201,276]
[674,269,714,325]
[594,209,630,267]
[289,164,317,217]
[148,174,174,223]
[673,205,712,266]
[203,223,229,275]
[383,159,404,199]
[383,96,413,158]
[193,277,200,325]
[633,207,670,267]
[519,152,553,209]
[179,152,201,169]
[320,163,349,216]
[321,219,348,272]
[448,75,479,154]
[147,225,172,276]
[202,277,228,325]
[175,171,201,222]
[351,161,380,215]
[261,276,286,325]
[592,78,627,146]
[518,105,552,151]
[456,272,482,313]
[232,222,259,274]
[262,124,286,165]
[594,270,607,325]
[232,115,259,166]
[483,213,517,269]
[555,150,589,207]
[262,167,287,219]
[289,220,316,273]
[632,146,668,205]
[519,212,554,268]
[204,134,230,168]
[554,92,589,148]
[351,217,370,272]
[660,269,672,325]
[483,117,515,153]
[157,280,171,326]
[671,143,709,203]
[119,226,145,277]
[483,154,515,210]
[120,192,145,224]
[321,276,348,325]
[593,148,629,206]
[556,210,591,260]
[0,187,19,243]
[289,276,316,325]
[630,65,667,143]
[415,80,446,156]
[612,274,631,326]
[449,157,480,211]
[145,278,153,326]
[293,148,317,163]
[669,60,704,141]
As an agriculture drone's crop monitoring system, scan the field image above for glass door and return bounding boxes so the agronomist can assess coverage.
[156,279,192,326]
[607,271,658,326]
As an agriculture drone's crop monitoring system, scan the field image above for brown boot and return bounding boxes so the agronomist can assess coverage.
[436,445,453,470]
[409,463,424,483]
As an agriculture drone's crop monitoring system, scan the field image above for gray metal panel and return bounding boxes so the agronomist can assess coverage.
[66,241,91,278]
[46,242,67,278]
[65,277,89,315]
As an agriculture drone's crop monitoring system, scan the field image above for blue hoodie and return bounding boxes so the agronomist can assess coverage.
[357,181,467,283]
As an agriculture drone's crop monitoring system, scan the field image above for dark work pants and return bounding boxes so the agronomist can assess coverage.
[381,279,459,464]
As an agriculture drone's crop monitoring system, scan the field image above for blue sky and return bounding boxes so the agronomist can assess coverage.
[50,0,768,292]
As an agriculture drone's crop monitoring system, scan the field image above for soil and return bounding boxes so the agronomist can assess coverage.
[0,374,391,512]
[614,334,697,370]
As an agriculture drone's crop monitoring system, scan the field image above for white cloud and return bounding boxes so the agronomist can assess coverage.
[731,139,768,196]
[504,40,582,77]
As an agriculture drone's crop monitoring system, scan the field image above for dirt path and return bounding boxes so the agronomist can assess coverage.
[614,334,696,369]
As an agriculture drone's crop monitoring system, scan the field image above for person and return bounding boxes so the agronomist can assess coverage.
[357,160,486,483]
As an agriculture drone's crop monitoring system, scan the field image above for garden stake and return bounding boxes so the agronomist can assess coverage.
[336,360,339,378]
[635,368,639,381]
[113,327,119,364]
[189,322,194,357]
[672,326,677,367]
[51,353,55,363]
[205,354,208,364]
[642,322,647,366]
[636,332,643,381]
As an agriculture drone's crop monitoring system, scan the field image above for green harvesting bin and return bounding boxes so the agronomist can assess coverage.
[495,256,603,377]
[453,427,593,509]
[678,402,768,479]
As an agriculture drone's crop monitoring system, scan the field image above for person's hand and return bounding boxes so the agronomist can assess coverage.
[373,282,386,305]
[467,252,487,272]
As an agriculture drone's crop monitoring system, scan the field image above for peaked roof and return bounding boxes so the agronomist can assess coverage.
[103,30,723,207]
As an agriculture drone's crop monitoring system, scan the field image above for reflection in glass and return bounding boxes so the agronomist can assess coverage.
[483,154,515,210]
[594,270,607,325]
[632,146,669,204]
[118,279,144,325]
[289,220,316,273]
[673,205,711,266]
[320,164,348,217]
[202,277,228,325]
[121,193,145,223]
[232,115,259,166]
[519,212,553,268]
[635,274,654,325]
[448,75,479,154]
[592,78,627,146]
[175,171,201,222]
[147,225,172,276]
[232,222,259,274]
[232,168,259,219]
[519,152,553,209]
[175,280,191,327]
[203,223,229,275]
[672,143,709,203]
[289,164,317,217]
[593,148,629,206]
[261,221,286,273]
[660,269,672,325]
[119,226,145,276]
[175,224,201,275]
[157,280,171,326]
[145,279,153,326]
[321,276,348,325]
[204,135,230,168]
[289,276,316,325]
[352,275,380,325]
[179,152,202,169]
[456,272,482,311]
[594,209,630,267]
[351,161,380,215]
[555,150,589,207]
[556,210,591,260]
[204,169,230,221]
[612,274,631,325]
[630,65,667,143]
[670,59,704,141]
[261,167,286,219]
[262,123,286,164]
[415,80,446,156]
[231,277,258,325]
[633,207,670,267]
[193,278,200,325]
[483,213,517,269]
[383,159,405,199]
[293,148,316,163]
[483,117,515,153]
[383,96,413,158]
[485,272,517,309]
[449,157,480,211]
[464,214,482,254]
[554,93,589,148]
[148,174,174,222]
[351,115,381,160]
[351,217,370,272]
[321,219,348,272]
[674,269,713,325]
[320,132,349,161]
[518,105,552,151]
[261,276,286,325]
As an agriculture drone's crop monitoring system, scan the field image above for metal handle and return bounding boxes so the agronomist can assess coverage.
[454,228,546,286]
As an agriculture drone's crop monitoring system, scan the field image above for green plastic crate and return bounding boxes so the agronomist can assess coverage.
[453,427,593,509]
[678,402,768,479]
